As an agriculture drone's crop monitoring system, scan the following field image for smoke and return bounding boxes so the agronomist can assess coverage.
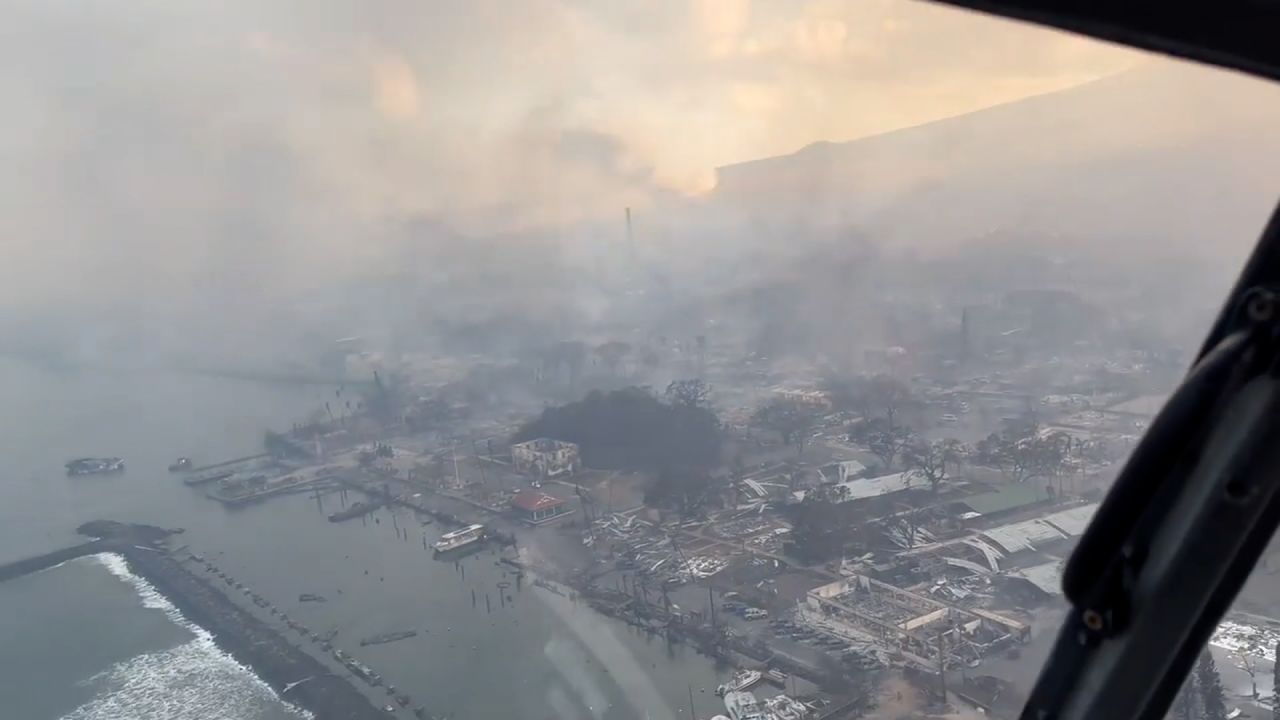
[1,0,1270,367]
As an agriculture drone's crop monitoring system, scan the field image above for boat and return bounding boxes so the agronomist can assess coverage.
[360,630,417,646]
[433,524,485,554]
[723,690,766,720]
[168,457,193,472]
[298,593,327,603]
[65,457,125,476]
[328,500,381,523]
[763,695,809,720]
[716,670,763,697]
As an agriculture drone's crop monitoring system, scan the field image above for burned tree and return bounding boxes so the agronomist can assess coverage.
[665,378,712,409]
[887,503,930,550]
[980,425,1069,484]
[751,399,818,458]
[850,417,916,470]
[903,438,966,495]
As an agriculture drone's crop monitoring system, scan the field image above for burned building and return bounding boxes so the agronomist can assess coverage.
[510,438,581,478]
[800,575,1029,670]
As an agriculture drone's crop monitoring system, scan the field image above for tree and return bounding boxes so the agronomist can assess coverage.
[1170,672,1198,720]
[1238,650,1260,701]
[646,465,716,518]
[980,424,1069,483]
[785,493,849,563]
[665,379,712,409]
[1196,650,1228,720]
[903,438,966,495]
[887,503,929,549]
[512,387,721,472]
[751,399,818,458]
[1004,431,1069,484]
[1273,639,1280,720]
[849,417,916,469]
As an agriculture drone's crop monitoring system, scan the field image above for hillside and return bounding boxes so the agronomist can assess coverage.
[707,62,1280,263]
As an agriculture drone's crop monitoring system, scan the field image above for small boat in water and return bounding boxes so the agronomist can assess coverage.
[168,457,193,472]
[65,457,125,476]
[298,593,327,603]
[716,669,763,697]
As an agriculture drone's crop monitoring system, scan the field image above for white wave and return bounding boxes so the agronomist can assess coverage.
[60,553,312,720]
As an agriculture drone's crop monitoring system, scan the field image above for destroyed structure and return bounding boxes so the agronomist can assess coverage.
[510,438,581,478]
[801,575,1029,670]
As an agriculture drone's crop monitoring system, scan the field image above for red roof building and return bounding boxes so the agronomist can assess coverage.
[511,490,570,524]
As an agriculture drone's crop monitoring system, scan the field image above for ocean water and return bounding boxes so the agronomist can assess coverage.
[0,555,303,720]
[0,357,725,720]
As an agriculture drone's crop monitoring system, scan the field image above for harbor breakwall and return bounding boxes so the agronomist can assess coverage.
[0,540,110,582]
[0,522,390,720]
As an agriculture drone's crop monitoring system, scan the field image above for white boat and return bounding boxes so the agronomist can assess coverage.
[763,695,809,720]
[723,691,765,720]
[716,669,763,696]
[434,524,485,553]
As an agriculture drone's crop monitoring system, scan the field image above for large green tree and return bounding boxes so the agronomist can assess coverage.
[1195,651,1228,720]
[513,387,721,472]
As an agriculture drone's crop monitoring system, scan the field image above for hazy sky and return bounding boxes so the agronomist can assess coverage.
[0,0,1145,311]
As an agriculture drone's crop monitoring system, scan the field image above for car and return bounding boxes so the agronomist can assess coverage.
[940,413,958,423]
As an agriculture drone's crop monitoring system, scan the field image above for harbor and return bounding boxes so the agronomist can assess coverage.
[147,423,865,720]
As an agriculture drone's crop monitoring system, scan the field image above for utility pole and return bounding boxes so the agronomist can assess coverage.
[625,207,634,264]
[473,439,487,484]
[937,629,948,705]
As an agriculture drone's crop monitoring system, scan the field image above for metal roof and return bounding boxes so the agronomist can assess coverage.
[1042,503,1100,537]
[981,519,1069,554]
[963,484,1051,514]
[837,472,913,501]
[511,490,565,513]
[1009,560,1065,596]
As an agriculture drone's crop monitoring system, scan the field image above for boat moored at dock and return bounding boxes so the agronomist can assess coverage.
[723,691,765,720]
[716,669,763,696]
[433,524,486,554]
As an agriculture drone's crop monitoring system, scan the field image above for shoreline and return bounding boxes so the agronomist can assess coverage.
[0,522,394,720]
[120,546,393,720]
